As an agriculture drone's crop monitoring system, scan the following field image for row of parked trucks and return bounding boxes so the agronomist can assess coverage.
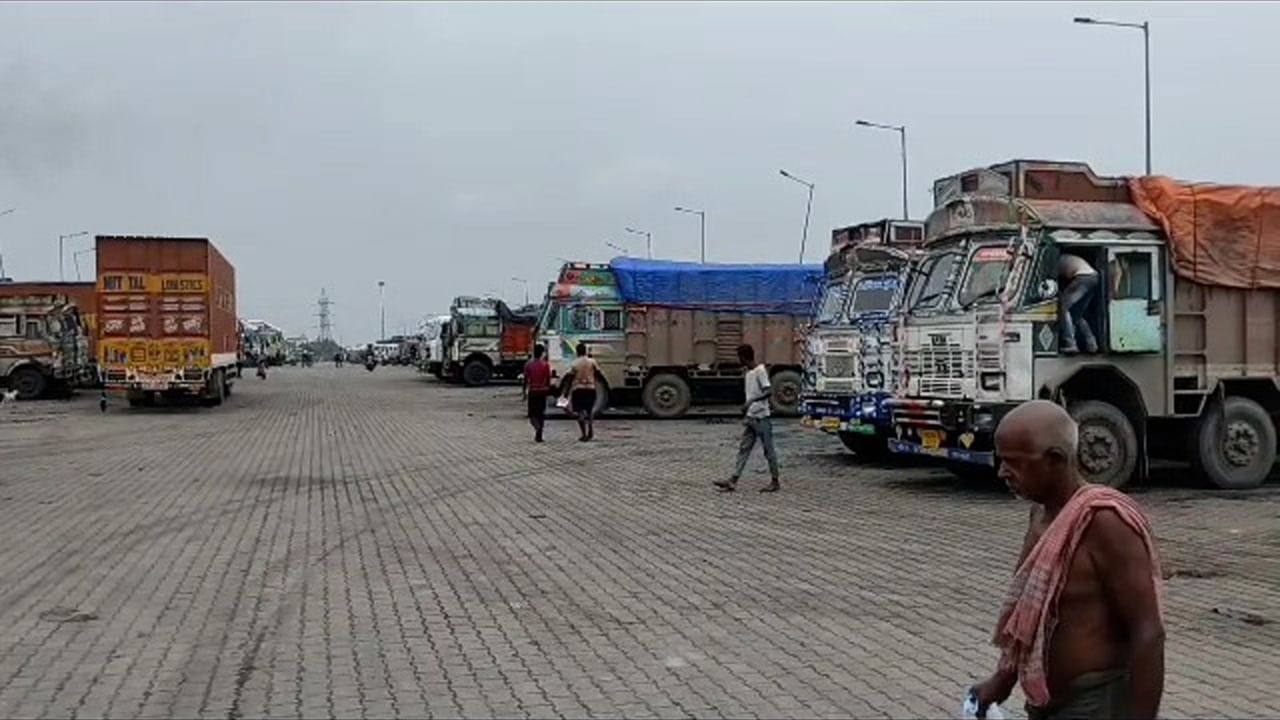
[801,158,1280,490]
[420,260,823,418]
[0,236,256,406]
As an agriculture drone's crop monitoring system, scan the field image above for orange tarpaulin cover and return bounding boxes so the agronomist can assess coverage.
[1129,177,1280,289]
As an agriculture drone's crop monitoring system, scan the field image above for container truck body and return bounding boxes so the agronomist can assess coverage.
[96,236,238,406]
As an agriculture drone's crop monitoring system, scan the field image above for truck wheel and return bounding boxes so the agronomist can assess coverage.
[839,431,887,459]
[126,390,153,408]
[1070,400,1139,489]
[208,370,226,407]
[1193,396,1276,490]
[642,373,692,418]
[768,370,804,416]
[462,359,492,387]
[11,367,47,400]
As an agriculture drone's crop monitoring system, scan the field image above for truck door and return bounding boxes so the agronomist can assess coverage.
[1106,246,1162,353]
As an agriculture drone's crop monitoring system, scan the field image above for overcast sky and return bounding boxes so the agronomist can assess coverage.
[1,1,1277,343]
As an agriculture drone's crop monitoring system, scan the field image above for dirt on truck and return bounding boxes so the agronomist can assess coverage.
[96,236,238,408]
[535,258,822,418]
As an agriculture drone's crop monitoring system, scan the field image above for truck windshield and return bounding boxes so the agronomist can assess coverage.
[908,251,960,312]
[815,281,849,324]
[957,244,1014,309]
[850,275,898,314]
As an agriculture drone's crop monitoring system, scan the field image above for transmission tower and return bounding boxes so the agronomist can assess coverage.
[316,288,335,342]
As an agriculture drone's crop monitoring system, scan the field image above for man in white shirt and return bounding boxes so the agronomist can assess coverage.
[1058,253,1100,355]
[714,344,781,493]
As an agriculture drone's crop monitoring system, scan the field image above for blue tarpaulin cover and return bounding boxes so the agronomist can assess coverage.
[609,257,824,316]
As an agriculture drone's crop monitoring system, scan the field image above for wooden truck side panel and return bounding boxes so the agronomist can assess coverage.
[625,306,804,371]
[1174,280,1280,389]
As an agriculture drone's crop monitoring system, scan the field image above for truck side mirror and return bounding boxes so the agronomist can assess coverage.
[1038,278,1059,301]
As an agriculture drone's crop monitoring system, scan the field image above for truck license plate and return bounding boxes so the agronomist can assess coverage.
[919,430,942,449]
[141,379,167,391]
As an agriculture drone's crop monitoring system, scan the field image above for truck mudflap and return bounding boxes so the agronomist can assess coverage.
[887,438,996,466]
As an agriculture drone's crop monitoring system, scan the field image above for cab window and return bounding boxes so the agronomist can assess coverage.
[0,315,18,337]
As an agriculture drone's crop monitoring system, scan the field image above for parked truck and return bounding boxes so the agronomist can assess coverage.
[96,235,238,407]
[535,258,822,418]
[418,314,452,378]
[0,280,99,389]
[888,159,1280,490]
[443,297,538,385]
[0,294,93,398]
[799,219,925,455]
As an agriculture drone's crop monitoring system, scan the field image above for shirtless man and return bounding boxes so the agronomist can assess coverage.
[973,400,1164,720]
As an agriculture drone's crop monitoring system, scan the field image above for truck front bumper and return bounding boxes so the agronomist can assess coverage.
[800,393,893,436]
[886,398,1015,467]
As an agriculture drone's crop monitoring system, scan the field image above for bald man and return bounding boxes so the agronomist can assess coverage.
[972,400,1164,720]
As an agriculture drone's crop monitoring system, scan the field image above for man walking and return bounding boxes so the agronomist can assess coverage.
[972,400,1164,720]
[523,343,552,442]
[714,344,780,493]
[558,342,600,442]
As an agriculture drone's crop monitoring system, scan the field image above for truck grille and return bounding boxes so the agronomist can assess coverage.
[821,354,855,378]
[818,378,856,394]
[904,345,973,398]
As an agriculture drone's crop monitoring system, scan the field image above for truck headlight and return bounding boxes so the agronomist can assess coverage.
[980,372,1003,392]
[866,371,883,388]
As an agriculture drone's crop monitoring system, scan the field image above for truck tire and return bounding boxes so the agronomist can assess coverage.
[203,370,226,407]
[768,370,803,416]
[126,390,154,408]
[839,431,887,459]
[11,367,47,400]
[462,359,492,387]
[1193,396,1277,490]
[642,373,692,418]
[1070,400,1139,489]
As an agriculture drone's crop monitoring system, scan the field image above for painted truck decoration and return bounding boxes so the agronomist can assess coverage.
[886,159,1280,490]
[96,236,238,407]
[535,258,822,418]
[799,218,925,456]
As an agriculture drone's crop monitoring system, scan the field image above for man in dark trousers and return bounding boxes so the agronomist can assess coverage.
[972,400,1164,720]
[522,343,552,442]
[714,344,780,493]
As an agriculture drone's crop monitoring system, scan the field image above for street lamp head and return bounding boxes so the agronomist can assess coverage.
[1074,17,1096,23]
[779,169,791,178]
[855,120,872,126]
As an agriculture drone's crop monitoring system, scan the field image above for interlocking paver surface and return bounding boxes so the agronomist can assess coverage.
[1,367,1277,719]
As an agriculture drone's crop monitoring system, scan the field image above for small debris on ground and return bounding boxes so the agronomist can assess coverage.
[39,606,99,623]
[1212,606,1270,626]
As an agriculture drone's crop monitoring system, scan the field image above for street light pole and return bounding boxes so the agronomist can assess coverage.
[511,276,530,306]
[779,170,816,263]
[674,207,706,263]
[855,119,909,220]
[73,248,95,281]
[1075,16,1152,174]
[377,280,386,341]
[624,227,652,259]
[58,231,89,282]
[0,208,13,280]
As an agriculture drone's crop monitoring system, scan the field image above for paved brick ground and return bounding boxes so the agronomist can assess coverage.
[0,367,1277,719]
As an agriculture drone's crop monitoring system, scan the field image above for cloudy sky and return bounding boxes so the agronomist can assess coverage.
[1,1,1276,343]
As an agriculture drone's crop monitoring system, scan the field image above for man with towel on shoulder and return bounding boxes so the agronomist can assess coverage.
[972,400,1165,720]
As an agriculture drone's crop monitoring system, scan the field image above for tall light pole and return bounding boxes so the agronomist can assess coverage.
[855,119,909,220]
[73,248,96,281]
[779,169,815,263]
[59,231,89,282]
[673,207,706,263]
[1075,16,1152,174]
[0,208,14,281]
[624,227,652,259]
[511,276,530,306]
[377,280,386,341]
